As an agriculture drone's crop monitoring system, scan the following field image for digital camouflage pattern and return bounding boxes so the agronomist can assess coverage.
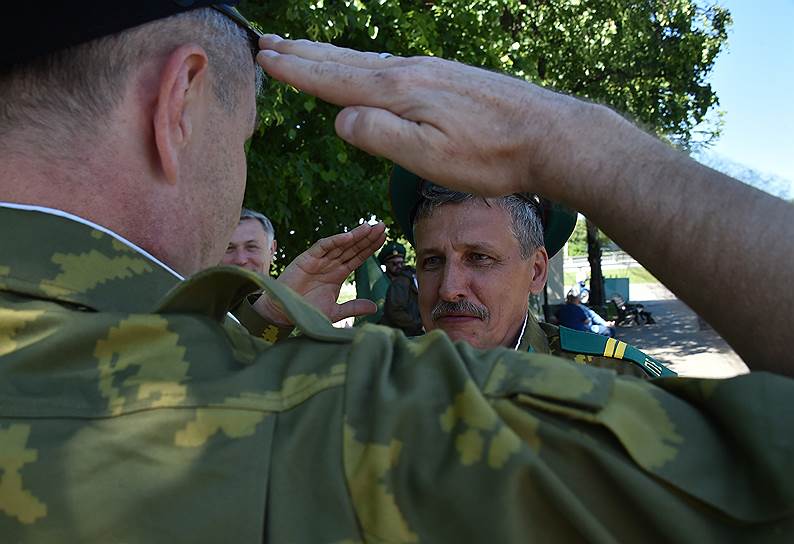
[2,206,794,542]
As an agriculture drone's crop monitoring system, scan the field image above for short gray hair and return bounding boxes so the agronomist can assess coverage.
[240,208,275,240]
[412,182,544,259]
[0,8,265,141]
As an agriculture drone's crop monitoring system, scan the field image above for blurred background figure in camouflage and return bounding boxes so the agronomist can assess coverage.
[377,240,424,337]
[1,1,793,542]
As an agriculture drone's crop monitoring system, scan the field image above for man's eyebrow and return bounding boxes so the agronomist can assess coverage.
[463,242,500,254]
[418,242,501,256]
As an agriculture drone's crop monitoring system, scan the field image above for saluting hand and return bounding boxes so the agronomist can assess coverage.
[253,222,387,326]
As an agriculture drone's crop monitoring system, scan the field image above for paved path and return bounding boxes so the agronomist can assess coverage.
[616,283,749,378]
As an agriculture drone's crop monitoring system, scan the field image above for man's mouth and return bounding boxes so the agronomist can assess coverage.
[437,313,481,321]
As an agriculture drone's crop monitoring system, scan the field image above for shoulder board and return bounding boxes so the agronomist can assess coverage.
[557,326,677,378]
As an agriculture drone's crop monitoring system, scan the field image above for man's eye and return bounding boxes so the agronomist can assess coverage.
[470,253,493,263]
[422,256,441,269]
[225,246,234,253]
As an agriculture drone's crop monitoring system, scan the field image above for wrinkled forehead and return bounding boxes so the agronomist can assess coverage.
[414,200,519,252]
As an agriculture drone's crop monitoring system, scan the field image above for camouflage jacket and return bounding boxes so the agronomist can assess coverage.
[2,205,794,542]
[518,312,675,379]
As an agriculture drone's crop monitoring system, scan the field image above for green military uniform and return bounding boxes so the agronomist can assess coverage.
[376,242,424,337]
[379,266,423,336]
[519,311,676,379]
[354,256,390,325]
[2,205,794,542]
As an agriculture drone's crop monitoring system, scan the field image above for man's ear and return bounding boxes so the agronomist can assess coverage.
[270,239,278,258]
[153,44,210,184]
[528,247,549,294]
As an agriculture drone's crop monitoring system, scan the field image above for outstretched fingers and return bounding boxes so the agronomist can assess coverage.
[258,49,397,110]
[329,223,386,269]
[260,35,402,68]
[345,225,387,270]
[308,223,386,270]
[335,107,446,183]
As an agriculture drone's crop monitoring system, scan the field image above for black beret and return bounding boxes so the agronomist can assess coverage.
[1,1,239,71]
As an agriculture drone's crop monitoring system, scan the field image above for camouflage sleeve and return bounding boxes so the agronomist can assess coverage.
[3,264,793,542]
[333,324,794,542]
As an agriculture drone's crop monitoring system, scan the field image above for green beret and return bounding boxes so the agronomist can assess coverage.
[378,241,407,265]
[1,2,259,71]
[389,165,577,259]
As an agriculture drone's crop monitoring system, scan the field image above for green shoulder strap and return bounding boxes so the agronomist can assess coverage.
[557,326,677,378]
[155,265,354,343]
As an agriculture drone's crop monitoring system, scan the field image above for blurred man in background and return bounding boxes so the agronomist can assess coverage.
[222,207,277,275]
[378,241,423,336]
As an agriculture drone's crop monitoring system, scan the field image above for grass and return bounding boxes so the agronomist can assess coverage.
[337,281,358,304]
[564,266,659,287]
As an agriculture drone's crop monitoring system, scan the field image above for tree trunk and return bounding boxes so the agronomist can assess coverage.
[586,218,605,307]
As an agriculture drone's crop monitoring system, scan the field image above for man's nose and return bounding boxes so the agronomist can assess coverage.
[438,263,469,301]
[230,249,248,266]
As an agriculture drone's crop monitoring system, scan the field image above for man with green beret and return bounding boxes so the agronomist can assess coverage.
[389,168,672,378]
[2,3,794,543]
[376,241,424,336]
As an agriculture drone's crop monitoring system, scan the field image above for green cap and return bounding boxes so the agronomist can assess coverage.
[377,241,407,265]
[389,165,577,258]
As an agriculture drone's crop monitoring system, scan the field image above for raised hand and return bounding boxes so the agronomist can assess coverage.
[254,222,387,326]
[256,35,596,201]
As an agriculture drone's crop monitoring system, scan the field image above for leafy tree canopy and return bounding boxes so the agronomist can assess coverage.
[240,0,730,270]
[567,218,614,257]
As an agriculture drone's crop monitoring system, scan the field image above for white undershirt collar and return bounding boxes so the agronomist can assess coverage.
[513,313,529,351]
[0,201,184,280]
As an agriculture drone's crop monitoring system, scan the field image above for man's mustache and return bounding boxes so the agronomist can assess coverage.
[431,299,490,321]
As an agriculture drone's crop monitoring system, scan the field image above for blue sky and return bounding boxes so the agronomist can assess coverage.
[699,0,794,184]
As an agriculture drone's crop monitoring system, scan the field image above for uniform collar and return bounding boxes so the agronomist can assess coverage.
[516,309,552,354]
[0,203,182,313]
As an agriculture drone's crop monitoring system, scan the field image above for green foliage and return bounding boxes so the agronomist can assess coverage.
[564,265,659,286]
[240,0,730,270]
[566,218,612,256]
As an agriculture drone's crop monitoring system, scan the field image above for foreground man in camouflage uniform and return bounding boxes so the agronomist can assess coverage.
[2,2,793,543]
